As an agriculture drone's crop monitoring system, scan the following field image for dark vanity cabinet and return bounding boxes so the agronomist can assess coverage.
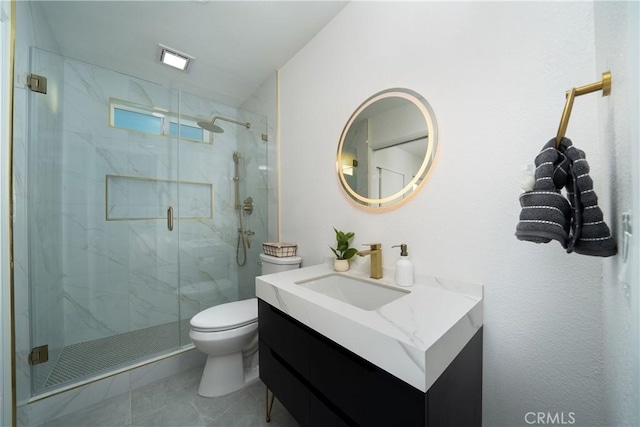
[258,299,482,427]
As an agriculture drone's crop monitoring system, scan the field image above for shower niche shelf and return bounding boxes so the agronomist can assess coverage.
[106,174,213,221]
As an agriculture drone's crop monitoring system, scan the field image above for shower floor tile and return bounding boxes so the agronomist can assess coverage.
[40,319,192,391]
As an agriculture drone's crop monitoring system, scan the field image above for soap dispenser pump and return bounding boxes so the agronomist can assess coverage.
[392,244,414,287]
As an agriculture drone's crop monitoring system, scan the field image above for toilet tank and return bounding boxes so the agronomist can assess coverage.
[260,253,302,275]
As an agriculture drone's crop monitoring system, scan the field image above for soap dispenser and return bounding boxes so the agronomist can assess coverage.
[392,244,414,287]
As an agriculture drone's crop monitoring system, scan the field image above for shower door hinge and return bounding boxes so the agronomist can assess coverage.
[261,134,268,142]
[29,345,49,365]
[27,74,48,94]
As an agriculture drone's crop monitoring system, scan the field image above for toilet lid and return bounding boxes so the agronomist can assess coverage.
[190,298,258,332]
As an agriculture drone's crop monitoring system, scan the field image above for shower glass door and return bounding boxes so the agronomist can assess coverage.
[25,48,182,395]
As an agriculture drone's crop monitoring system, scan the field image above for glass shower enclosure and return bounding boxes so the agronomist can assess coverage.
[15,48,268,399]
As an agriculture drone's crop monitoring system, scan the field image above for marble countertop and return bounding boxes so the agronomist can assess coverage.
[255,263,483,392]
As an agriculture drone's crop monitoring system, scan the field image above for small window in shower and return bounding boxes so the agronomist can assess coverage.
[109,98,209,143]
[113,108,163,134]
[168,122,203,141]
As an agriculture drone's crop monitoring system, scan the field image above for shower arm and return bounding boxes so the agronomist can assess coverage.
[210,116,251,129]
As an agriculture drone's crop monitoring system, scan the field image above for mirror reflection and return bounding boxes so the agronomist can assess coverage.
[337,88,438,209]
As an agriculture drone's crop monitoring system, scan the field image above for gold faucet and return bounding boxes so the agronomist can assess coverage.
[357,243,382,279]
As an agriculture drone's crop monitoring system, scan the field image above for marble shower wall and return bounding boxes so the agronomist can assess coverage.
[236,110,269,300]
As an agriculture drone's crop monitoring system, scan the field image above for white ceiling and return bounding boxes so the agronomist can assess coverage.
[36,1,348,107]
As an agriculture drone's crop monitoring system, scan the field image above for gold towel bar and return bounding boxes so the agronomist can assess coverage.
[556,71,612,148]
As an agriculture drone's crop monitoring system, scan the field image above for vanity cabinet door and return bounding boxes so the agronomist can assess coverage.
[307,334,369,424]
[258,300,309,376]
[309,394,351,427]
[426,327,483,427]
[307,331,426,427]
[259,341,310,426]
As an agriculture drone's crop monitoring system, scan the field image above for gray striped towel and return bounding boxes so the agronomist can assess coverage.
[516,137,617,257]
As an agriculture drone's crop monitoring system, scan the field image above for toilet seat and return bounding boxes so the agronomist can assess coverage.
[190,298,257,332]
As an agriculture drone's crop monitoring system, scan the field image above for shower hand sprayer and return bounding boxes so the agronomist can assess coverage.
[232,151,254,267]
[196,117,253,267]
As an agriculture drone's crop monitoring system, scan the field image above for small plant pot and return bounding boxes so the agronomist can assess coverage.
[333,259,350,272]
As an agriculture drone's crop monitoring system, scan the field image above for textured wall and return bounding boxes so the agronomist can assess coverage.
[595,1,640,425]
[278,2,634,425]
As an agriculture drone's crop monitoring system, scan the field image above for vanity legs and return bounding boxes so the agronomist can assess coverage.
[265,386,276,422]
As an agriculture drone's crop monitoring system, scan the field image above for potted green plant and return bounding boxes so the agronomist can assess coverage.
[330,227,358,272]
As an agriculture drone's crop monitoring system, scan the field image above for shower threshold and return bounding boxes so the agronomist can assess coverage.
[36,319,192,393]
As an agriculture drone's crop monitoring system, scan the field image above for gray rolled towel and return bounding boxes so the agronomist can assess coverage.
[516,139,572,247]
[558,138,617,257]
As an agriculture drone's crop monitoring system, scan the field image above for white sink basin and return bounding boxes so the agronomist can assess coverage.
[296,273,410,310]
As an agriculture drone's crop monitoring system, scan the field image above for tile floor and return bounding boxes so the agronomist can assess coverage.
[38,366,299,427]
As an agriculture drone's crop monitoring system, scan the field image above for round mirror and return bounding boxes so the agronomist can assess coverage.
[336,88,438,209]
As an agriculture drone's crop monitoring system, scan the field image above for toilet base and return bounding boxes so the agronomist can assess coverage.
[197,353,259,397]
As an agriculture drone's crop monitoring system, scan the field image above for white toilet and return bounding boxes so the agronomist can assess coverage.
[189,253,302,397]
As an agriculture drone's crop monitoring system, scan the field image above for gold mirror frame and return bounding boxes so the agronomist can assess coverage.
[336,88,438,210]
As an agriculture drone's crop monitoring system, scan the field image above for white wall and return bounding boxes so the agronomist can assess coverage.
[279,2,637,425]
[594,1,640,426]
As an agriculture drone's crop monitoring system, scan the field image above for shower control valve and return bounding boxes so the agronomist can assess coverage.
[242,197,254,215]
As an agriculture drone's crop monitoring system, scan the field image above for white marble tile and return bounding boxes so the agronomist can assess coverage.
[178,348,207,371]
[62,131,129,182]
[21,370,131,427]
[62,59,130,134]
[63,271,131,345]
[129,265,180,330]
[180,277,237,312]
[179,233,226,266]
[60,211,130,276]
[127,221,177,270]
[126,134,178,181]
[179,90,237,123]
[128,78,174,112]
[129,355,182,391]
[38,392,132,427]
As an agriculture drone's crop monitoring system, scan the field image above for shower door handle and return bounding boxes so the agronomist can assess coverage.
[167,206,174,231]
